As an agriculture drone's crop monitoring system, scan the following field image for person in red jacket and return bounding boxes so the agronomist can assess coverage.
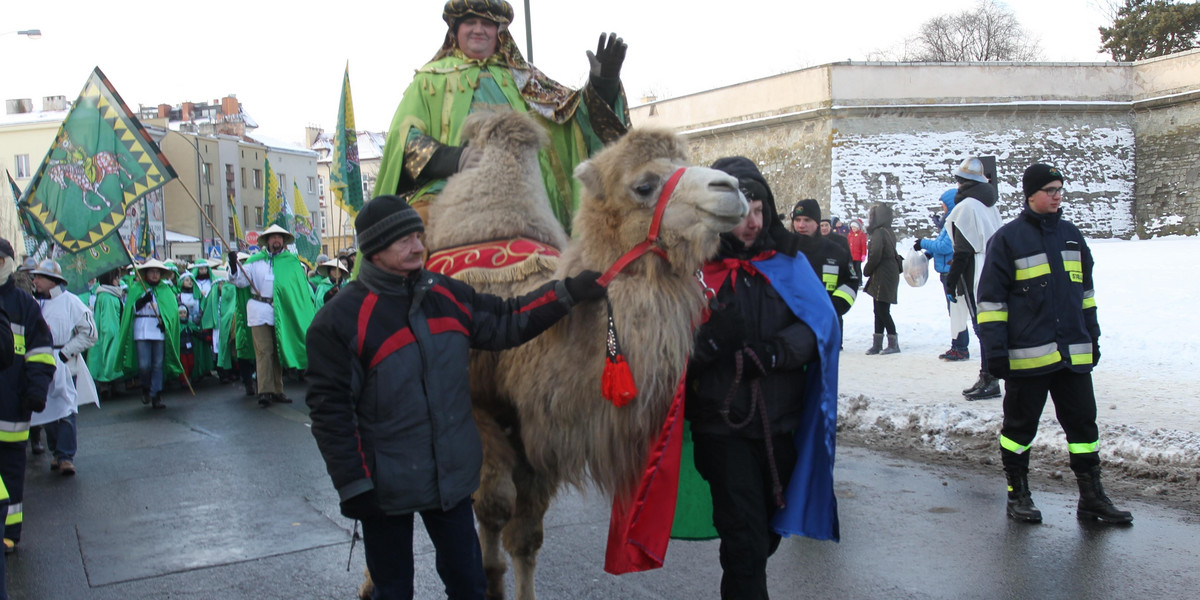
[847,219,867,279]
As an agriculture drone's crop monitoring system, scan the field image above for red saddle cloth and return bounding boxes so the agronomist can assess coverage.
[426,238,562,278]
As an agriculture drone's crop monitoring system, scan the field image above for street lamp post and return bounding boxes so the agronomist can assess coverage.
[1,29,42,39]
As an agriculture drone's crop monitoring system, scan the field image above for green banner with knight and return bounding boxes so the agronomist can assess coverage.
[20,67,177,291]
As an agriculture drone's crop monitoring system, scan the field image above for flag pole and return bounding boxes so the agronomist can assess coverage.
[117,233,196,397]
[171,179,263,296]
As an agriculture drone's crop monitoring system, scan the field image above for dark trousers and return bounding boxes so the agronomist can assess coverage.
[693,432,798,600]
[1000,370,1100,473]
[873,300,895,335]
[360,497,486,600]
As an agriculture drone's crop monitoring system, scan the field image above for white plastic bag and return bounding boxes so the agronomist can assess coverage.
[903,249,929,287]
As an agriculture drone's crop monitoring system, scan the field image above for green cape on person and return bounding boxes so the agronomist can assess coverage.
[373,52,628,234]
[215,281,238,369]
[86,285,125,383]
[235,251,315,369]
[670,423,719,540]
[116,279,183,382]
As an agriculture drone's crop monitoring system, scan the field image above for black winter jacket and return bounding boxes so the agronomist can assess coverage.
[803,233,859,316]
[863,203,900,304]
[977,207,1100,377]
[686,236,818,438]
[0,279,55,430]
[305,266,575,515]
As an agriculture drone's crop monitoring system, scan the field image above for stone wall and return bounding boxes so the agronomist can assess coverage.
[634,50,1200,239]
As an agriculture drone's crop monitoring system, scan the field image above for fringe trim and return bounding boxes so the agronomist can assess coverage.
[449,254,559,285]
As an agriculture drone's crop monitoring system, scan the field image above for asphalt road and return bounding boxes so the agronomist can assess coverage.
[7,379,1200,599]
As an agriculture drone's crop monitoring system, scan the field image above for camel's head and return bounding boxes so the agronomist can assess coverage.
[572,129,747,272]
[459,110,548,155]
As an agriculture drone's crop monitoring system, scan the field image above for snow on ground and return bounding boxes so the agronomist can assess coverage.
[837,235,1200,495]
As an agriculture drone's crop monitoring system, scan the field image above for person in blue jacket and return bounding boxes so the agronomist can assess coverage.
[976,163,1131,526]
[916,189,971,361]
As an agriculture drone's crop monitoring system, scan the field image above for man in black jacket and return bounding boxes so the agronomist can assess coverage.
[790,199,858,337]
[977,164,1131,525]
[688,159,838,600]
[305,196,604,600]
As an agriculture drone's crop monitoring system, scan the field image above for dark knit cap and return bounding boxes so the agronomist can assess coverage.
[356,195,425,257]
[1022,163,1064,199]
[0,238,13,259]
[792,199,821,222]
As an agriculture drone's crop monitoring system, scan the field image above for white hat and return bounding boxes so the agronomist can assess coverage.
[259,224,295,246]
[137,258,170,273]
[316,258,349,277]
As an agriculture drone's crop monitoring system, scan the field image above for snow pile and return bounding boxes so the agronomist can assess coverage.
[836,234,1200,492]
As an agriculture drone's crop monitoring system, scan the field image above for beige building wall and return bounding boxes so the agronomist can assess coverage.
[0,114,64,253]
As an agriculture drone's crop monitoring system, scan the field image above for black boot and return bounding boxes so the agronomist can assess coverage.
[29,427,45,455]
[962,372,988,395]
[151,394,166,409]
[965,374,1001,400]
[1004,468,1042,523]
[1076,467,1133,524]
[258,394,272,408]
[142,390,152,405]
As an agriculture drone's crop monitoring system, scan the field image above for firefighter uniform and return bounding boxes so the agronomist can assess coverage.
[976,206,1101,473]
[802,235,859,323]
[0,277,56,549]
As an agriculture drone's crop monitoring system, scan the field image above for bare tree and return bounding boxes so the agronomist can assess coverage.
[900,0,1043,62]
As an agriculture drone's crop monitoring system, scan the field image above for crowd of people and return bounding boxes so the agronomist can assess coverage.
[1,2,1135,598]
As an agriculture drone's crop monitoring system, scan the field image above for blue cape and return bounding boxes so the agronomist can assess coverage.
[756,252,841,542]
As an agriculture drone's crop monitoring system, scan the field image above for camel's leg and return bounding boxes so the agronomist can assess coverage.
[474,408,518,600]
[503,461,555,600]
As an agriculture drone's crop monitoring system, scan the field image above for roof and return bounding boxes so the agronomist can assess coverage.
[166,230,200,243]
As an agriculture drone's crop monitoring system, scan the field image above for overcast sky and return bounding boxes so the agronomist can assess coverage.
[3,0,1115,146]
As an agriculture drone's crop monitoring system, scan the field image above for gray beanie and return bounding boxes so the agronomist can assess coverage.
[355,195,425,257]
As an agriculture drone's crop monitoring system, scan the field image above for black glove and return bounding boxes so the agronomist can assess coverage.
[692,306,746,364]
[227,251,239,275]
[339,489,385,521]
[59,351,69,364]
[564,270,606,302]
[943,280,957,304]
[987,357,1010,380]
[135,291,154,310]
[156,320,165,333]
[913,239,923,252]
[1093,341,1100,367]
[742,340,779,380]
[587,32,627,80]
[20,394,46,415]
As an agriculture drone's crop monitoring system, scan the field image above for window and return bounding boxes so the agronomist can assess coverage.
[244,206,250,230]
[278,173,286,190]
[228,217,236,239]
[307,176,315,193]
[202,162,212,185]
[253,169,263,189]
[205,204,214,220]
[255,207,263,227]
[14,154,30,178]
[318,175,325,197]
[241,167,247,189]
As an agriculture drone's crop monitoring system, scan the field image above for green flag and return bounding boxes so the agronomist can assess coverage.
[330,64,364,217]
[20,67,176,291]
[7,169,53,256]
[291,182,321,268]
[263,157,286,229]
[23,67,176,253]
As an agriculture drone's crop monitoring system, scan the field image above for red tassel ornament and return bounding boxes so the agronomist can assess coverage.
[601,300,637,407]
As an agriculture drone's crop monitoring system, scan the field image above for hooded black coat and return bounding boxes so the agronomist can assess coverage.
[862,203,900,304]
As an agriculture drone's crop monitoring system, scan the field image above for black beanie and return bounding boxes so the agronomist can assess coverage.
[792,199,821,222]
[356,195,425,257]
[1022,164,1064,199]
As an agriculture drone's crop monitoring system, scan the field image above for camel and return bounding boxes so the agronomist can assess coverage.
[361,110,747,600]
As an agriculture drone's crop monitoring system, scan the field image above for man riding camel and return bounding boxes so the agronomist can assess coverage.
[373,0,631,234]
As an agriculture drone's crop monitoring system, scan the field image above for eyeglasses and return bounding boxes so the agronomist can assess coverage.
[1040,186,1064,197]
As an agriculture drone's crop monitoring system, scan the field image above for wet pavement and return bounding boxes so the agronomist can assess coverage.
[7,379,1200,599]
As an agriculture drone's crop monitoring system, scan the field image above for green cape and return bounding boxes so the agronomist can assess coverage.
[116,280,183,381]
[236,251,315,369]
[86,287,125,383]
[373,55,627,233]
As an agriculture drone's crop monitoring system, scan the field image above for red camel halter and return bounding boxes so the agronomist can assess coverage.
[595,167,687,287]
